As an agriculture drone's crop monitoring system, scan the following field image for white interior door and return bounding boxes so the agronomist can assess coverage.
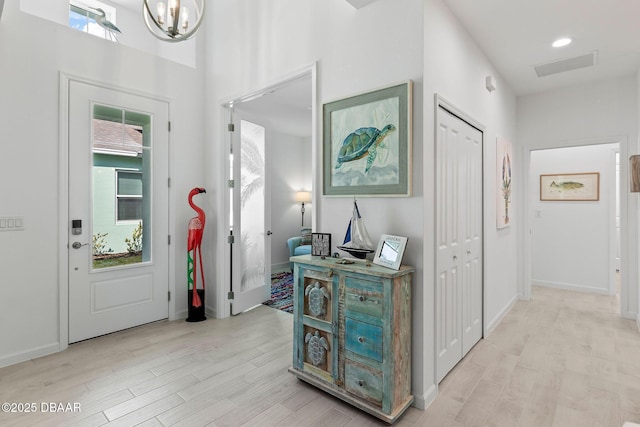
[460,116,483,356]
[68,80,169,343]
[436,105,483,382]
[230,117,271,315]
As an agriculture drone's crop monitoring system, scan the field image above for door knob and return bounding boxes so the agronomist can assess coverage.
[266,230,273,236]
[72,242,89,249]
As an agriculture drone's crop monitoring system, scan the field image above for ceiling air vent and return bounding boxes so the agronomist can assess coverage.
[533,51,598,77]
[345,0,379,9]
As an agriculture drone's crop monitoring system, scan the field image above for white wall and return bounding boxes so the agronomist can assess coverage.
[205,0,429,405]
[423,0,519,402]
[0,2,205,367]
[204,0,520,408]
[530,145,617,294]
[518,76,639,319]
[19,0,197,68]
[269,132,312,269]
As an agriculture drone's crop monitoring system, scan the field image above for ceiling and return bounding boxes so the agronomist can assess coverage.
[442,0,640,95]
[113,0,640,131]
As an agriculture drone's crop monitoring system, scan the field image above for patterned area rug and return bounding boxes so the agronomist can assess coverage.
[263,272,294,313]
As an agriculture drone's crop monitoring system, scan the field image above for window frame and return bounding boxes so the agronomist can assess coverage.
[69,1,118,42]
[115,169,143,224]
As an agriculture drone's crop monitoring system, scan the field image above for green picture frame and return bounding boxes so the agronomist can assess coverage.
[323,81,412,196]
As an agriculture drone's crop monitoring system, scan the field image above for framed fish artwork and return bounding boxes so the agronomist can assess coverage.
[540,172,600,201]
[322,81,412,196]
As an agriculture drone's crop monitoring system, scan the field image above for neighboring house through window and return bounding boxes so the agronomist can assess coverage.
[92,109,145,254]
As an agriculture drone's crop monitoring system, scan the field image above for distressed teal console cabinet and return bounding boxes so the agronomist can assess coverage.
[288,255,414,424]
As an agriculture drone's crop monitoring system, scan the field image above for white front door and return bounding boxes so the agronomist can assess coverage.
[230,117,272,314]
[68,80,169,343]
[436,105,483,382]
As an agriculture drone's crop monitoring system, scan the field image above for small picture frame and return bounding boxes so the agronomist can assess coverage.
[312,233,332,257]
[373,234,408,270]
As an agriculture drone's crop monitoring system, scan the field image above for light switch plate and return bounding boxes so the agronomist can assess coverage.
[0,217,24,231]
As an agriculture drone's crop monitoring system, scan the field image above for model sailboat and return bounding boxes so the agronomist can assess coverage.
[337,200,375,259]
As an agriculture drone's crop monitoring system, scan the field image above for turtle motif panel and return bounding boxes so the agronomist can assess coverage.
[303,278,332,322]
[303,326,333,376]
[305,330,330,366]
[305,281,331,317]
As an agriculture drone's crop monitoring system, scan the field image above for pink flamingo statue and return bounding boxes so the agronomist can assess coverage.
[188,187,206,309]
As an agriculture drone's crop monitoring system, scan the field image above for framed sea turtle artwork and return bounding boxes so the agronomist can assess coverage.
[540,172,600,201]
[323,81,412,196]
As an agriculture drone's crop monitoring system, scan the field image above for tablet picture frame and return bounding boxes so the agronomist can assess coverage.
[372,234,408,270]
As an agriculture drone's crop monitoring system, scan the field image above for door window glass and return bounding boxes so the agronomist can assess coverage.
[92,104,151,269]
[239,120,266,291]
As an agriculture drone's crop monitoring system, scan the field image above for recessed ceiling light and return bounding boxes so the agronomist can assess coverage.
[552,37,572,48]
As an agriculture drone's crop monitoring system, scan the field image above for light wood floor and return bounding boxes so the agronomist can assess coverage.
[1,285,639,426]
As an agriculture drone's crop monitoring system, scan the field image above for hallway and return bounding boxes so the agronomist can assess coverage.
[423,285,640,426]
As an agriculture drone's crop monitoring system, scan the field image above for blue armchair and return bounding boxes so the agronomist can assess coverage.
[287,234,312,269]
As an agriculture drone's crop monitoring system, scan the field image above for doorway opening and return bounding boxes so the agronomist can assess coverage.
[526,141,627,316]
[219,66,316,317]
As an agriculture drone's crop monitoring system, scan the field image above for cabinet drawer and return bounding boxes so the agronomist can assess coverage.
[345,289,383,318]
[345,318,383,362]
[345,360,382,406]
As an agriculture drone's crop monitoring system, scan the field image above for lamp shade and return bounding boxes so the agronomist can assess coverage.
[631,155,640,192]
[295,191,312,203]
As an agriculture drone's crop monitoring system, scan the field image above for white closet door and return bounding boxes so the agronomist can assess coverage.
[460,119,483,356]
[436,106,483,383]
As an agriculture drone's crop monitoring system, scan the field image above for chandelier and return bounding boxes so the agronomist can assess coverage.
[143,0,205,42]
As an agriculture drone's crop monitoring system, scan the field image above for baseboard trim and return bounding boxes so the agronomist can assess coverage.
[175,308,188,320]
[271,262,291,273]
[0,342,60,369]
[533,280,609,295]
[485,294,518,337]
[412,383,437,410]
[206,306,217,319]
[176,306,217,320]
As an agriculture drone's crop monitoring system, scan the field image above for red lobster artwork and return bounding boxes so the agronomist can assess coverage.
[188,187,206,308]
